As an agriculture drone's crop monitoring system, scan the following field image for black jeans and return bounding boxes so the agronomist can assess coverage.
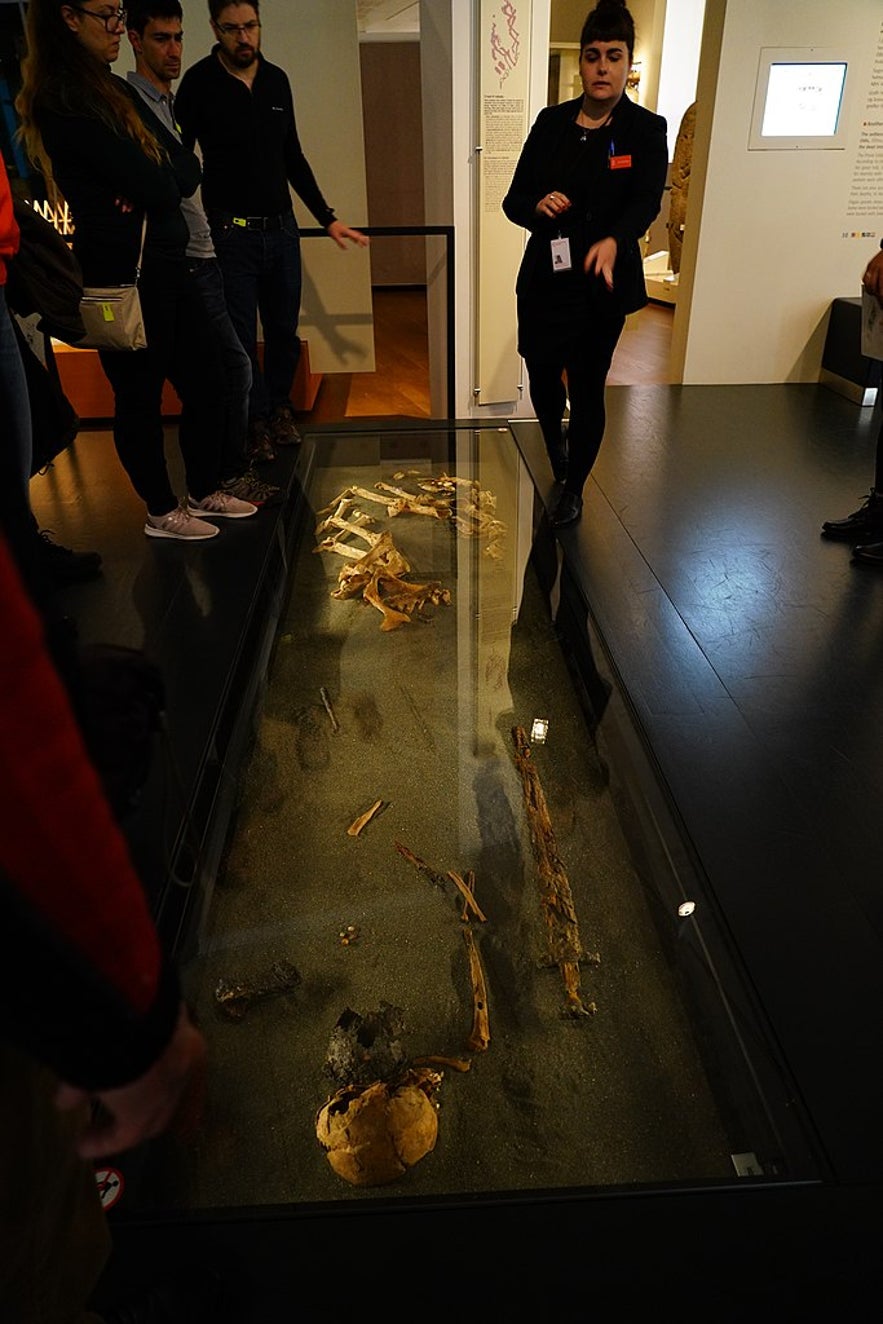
[98,252,224,516]
[524,306,625,496]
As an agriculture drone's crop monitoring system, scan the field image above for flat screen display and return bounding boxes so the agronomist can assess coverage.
[761,62,847,138]
[749,48,852,151]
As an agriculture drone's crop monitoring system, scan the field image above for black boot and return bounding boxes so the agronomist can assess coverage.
[550,489,583,528]
[821,490,883,541]
[545,422,569,483]
[851,539,883,565]
[36,528,103,585]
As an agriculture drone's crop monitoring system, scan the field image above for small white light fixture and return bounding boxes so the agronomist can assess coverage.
[531,718,549,744]
[678,900,696,918]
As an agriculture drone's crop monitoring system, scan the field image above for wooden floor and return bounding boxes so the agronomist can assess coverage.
[300,287,675,422]
[302,287,433,422]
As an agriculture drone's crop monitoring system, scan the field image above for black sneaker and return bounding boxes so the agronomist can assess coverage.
[219,467,284,508]
[821,491,883,541]
[269,402,302,446]
[38,530,103,584]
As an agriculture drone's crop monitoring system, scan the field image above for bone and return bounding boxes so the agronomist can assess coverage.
[214,959,301,1020]
[347,798,385,836]
[363,574,412,631]
[314,539,365,560]
[320,686,340,733]
[447,869,487,923]
[462,928,490,1053]
[459,868,476,923]
[510,725,595,1018]
[315,496,361,537]
[326,515,380,546]
[379,575,451,615]
[394,841,448,890]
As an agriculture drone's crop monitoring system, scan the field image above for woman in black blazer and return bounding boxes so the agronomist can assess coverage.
[503,0,667,527]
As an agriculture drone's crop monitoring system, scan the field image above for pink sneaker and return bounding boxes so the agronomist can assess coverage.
[187,492,258,519]
[145,503,220,541]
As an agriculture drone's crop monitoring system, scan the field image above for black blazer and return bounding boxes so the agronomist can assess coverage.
[36,77,200,285]
[503,94,668,317]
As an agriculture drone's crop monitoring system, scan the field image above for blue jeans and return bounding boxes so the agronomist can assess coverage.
[0,289,39,587]
[209,213,302,424]
[186,257,252,480]
[0,287,33,495]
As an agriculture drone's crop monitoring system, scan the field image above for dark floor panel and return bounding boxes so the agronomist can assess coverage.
[30,427,303,915]
[513,383,883,1182]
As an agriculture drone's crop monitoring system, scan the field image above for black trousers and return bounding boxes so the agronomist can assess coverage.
[523,304,625,497]
[98,252,225,516]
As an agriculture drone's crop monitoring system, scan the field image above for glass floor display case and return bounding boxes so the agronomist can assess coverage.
[127,425,822,1217]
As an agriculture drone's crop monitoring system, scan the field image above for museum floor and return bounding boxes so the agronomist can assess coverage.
[29,382,882,1317]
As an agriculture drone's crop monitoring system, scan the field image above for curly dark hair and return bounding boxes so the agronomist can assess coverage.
[580,0,636,62]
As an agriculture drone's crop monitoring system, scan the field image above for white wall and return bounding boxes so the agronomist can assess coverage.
[656,0,704,156]
[674,0,883,385]
[265,1,372,373]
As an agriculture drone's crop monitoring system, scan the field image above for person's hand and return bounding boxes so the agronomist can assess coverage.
[862,250,883,308]
[327,220,369,250]
[584,236,618,290]
[536,191,572,220]
[55,1004,207,1160]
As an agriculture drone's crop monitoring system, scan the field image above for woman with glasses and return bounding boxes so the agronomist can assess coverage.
[503,0,667,529]
[16,0,257,540]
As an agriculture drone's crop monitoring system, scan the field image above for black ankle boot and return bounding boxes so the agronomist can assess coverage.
[550,490,583,528]
[821,490,883,541]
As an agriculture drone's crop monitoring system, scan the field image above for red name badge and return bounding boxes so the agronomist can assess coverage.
[609,154,632,170]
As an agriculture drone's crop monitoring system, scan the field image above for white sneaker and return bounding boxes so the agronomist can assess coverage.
[145,503,220,541]
[188,491,258,519]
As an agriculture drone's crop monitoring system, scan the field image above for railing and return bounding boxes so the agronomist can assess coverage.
[299,224,455,418]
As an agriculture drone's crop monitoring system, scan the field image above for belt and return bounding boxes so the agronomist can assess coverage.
[227,212,292,231]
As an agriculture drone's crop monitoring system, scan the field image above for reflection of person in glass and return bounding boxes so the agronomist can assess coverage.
[503,0,667,529]
[821,243,883,564]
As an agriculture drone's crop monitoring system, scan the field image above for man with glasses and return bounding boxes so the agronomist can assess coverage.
[175,1,367,462]
[125,0,280,507]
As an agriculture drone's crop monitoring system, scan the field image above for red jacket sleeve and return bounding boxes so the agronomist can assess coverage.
[0,154,20,285]
[0,534,179,1089]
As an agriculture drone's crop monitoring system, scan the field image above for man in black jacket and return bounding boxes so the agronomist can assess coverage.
[821,240,883,564]
[175,1,367,461]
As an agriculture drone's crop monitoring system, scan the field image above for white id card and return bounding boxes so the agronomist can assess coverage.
[550,237,572,272]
